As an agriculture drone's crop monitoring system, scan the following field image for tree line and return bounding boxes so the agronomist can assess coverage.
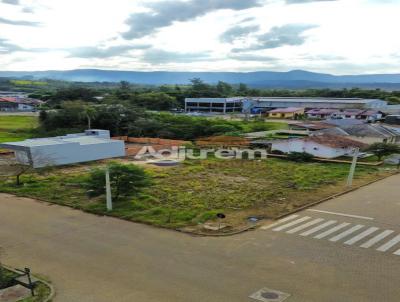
[37,102,276,140]
[26,78,400,112]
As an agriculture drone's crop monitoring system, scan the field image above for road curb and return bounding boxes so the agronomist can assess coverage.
[176,224,258,237]
[2,264,56,302]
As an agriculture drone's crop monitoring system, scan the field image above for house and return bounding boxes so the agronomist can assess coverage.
[0,98,18,111]
[357,110,384,121]
[0,130,125,168]
[305,109,339,119]
[0,97,40,111]
[331,109,364,119]
[266,107,305,119]
[323,118,365,127]
[339,124,400,144]
[270,134,367,159]
[315,124,400,144]
[385,115,400,125]
[288,122,335,132]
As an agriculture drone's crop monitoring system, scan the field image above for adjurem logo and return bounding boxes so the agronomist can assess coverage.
[134,146,268,160]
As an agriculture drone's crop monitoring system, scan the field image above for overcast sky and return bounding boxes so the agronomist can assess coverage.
[0,0,399,74]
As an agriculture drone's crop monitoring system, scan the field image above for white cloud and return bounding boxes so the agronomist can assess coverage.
[0,0,399,74]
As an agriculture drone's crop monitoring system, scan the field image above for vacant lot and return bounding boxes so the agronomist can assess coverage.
[0,158,392,229]
[0,115,38,143]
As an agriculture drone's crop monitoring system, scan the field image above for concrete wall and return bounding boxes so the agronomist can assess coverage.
[28,140,125,168]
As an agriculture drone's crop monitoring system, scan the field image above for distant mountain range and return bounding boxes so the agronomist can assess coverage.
[1,69,400,89]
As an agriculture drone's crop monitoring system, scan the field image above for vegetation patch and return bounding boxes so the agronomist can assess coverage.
[0,116,38,143]
[0,158,393,229]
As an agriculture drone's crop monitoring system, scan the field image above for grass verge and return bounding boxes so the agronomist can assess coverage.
[0,116,38,143]
[0,158,394,230]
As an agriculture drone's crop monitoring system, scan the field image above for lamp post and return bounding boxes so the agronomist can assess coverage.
[347,148,359,188]
[105,167,112,211]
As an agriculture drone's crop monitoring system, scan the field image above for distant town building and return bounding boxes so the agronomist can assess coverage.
[0,130,125,168]
[316,124,400,144]
[305,109,339,119]
[184,98,242,113]
[243,97,387,111]
[385,115,400,125]
[184,97,388,114]
[266,107,305,119]
[0,97,42,112]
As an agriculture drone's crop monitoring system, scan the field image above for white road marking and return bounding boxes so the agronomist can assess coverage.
[393,248,400,256]
[376,234,400,252]
[260,215,299,230]
[344,227,379,245]
[286,218,325,234]
[300,220,337,237]
[329,225,364,242]
[314,222,351,239]
[360,230,394,249]
[272,217,311,232]
[307,209,374,221]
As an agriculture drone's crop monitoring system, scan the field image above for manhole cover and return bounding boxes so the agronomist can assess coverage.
[249,287,290,302]
[262,292,280,299]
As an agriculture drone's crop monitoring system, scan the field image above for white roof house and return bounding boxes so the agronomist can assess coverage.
[0,130,125,168]
[271,134,367,159]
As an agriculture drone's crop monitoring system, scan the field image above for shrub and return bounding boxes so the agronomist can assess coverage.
[287,152,314,162]
[86,162,151,201]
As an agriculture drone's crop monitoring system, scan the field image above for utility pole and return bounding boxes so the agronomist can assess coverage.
[105,167,112,211]
[347,148,359,188]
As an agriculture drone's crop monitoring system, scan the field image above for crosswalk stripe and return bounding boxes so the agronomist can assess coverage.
[393,249,400,256]
[260,215,299,230]
[344,227,379,245]
[286,218,325,234]
[376,234,400,252]
[314,222,350,239]
[360,230,394,248]
[329,225,364,242]
[300,220,337,237]
[272,216,311,232]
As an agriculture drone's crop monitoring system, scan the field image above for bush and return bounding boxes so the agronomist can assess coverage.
[86,162,151,201]
[287,152,314,162]
[366,143,400,160]
[0,266,16,289]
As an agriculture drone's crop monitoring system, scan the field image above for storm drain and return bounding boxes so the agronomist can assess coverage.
[249,288,290,302]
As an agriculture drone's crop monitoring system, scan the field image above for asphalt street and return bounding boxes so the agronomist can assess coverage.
[0,174,399,302]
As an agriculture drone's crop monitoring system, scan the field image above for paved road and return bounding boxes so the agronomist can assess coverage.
[1,174,400,302]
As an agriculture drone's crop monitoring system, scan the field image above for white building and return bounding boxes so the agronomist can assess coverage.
[0,130,125,168]
[185,97,243,113]
[271,134,367,159]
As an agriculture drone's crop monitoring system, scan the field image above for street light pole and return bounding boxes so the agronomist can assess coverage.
[105,167,112,211]
[347,148,359,188]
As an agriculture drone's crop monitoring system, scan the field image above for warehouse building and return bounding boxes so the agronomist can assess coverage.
[0,130,125,168]
[184,97,387,114]
[243,97,387,111]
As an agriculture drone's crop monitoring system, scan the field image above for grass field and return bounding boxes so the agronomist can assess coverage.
[0,158,392,229]
[0,116,38,143]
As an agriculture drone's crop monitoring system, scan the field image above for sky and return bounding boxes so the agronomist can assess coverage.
[0,0,399,74]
